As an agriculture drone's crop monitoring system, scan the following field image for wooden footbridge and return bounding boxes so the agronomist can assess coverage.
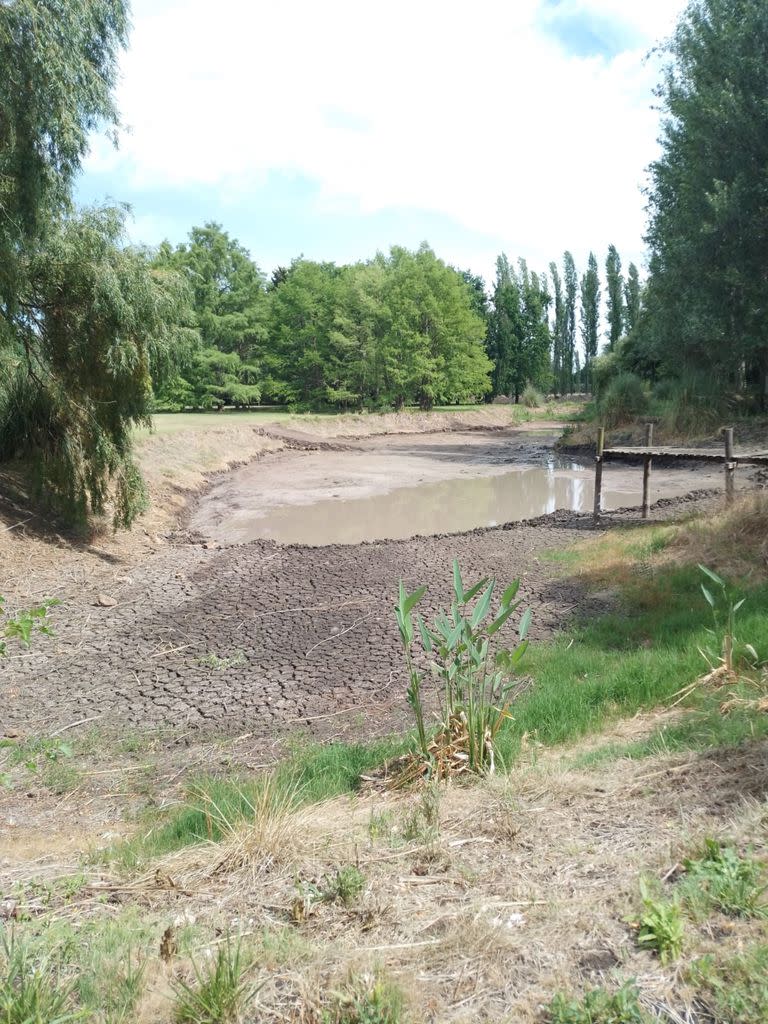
[593,425,768,522]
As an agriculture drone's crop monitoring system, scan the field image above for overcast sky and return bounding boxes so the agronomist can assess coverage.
[77,0,687,283]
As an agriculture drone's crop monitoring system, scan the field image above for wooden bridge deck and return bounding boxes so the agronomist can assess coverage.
[603,446,768,465]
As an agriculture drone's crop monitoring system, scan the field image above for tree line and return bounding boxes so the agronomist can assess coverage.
[152,224,640,412]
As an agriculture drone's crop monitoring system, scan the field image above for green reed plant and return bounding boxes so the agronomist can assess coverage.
[699,565,757,672]
[395,560,531,774]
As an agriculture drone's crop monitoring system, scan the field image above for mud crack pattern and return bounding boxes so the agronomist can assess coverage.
[1,524,596,740]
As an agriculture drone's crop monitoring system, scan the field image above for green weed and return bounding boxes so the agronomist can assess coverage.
[0,935,83,1023]
[400,784,440,843]
[699,564,759,672]
[546,982,649,1024]
[172,940,261,1024]
[367,809,395,842]
[0,596,58,656]
[322,971,404,1024]
[679,839,766,919]
[634,884,684,964]
[690,945,768,1024]
[324,866,366,907]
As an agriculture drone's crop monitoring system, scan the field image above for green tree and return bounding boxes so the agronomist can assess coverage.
[0,1,195,528]
[380,245,490,409]
[580,252,600,389]
[0,207,197,526]
[267,259,342,406]
[157,223,268,361]
[0,0,128,282]
[488,256,550,402]
[605,244,624,350]
[562,251,578,394]
[623,262,641,335]
[549,262,566,395]
[644,0,768,406]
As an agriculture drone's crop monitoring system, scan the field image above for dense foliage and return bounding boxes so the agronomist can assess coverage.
[0,0,195,527]
[154,235,492,411]
[633,0,768,409]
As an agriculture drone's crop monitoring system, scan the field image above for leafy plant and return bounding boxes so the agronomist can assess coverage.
[634,883,684,964]
[322,971,404,1024]
[322,866,366,907]
[0,935,84,1023]
[699,565,757,673]
[546,982,649,1024]
[172,939,260,1024]
[0,596,58,656]
[395,560,531,775]
[679,839,766,919]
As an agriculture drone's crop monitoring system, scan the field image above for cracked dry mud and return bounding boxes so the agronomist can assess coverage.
[3,519,603,741]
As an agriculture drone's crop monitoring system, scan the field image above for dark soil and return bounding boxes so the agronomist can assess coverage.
[0,492,718,744]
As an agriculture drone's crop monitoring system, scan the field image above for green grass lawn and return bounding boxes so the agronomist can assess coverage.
[133,408,296,438]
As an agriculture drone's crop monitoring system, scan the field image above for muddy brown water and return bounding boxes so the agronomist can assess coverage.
[191,429,726,546]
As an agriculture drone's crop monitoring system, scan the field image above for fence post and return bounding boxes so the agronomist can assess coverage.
[593,426,605,525]
[723,426,735,505]
[642,422,654,519]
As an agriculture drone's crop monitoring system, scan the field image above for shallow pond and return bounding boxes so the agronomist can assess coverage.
[191,430,724,546]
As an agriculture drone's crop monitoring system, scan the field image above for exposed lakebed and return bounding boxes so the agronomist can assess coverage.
[190,429,725,546]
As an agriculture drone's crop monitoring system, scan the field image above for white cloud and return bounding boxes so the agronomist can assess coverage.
[87,0,686,275]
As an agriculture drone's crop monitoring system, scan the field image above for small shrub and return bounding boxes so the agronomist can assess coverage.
[172,940,260,1024]
[591,349,623,399]
[679,839,766,919]
[322,971,404,1024]
[634,884,684,964]
[521,384,543,408]
[546,982,649,1024]
[395,560,531,776]
[0,937,83,1024]
[599,372,648,427]
[323,866,366,907]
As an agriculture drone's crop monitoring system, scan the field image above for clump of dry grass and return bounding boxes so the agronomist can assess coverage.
[665,492,768,582]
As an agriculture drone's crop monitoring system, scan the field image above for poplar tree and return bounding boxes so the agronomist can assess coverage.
[605,244,624,349]
[562,252,578,394]
[580,252,600,390]
[549,262,566,395]
[623,262,641,335]
[644,0,768,405]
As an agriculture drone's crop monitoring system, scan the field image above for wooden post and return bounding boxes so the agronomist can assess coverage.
[723,426,735,505]
[642,422,654,519]
[593,426,605,524]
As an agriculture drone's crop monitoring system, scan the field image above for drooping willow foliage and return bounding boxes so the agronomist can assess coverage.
[0,1,196,528]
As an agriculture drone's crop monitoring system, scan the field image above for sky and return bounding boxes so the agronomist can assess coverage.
[77,0,687,284]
